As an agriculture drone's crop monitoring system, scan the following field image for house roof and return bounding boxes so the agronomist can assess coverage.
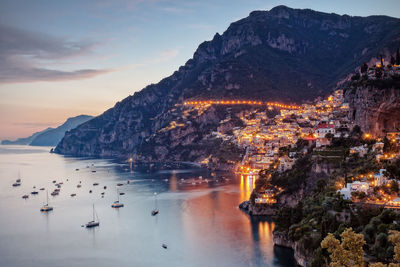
[316,123,335,129]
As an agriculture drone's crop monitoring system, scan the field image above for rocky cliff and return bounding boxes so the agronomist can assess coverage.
[344,79,400,137]
[55,5,400,160]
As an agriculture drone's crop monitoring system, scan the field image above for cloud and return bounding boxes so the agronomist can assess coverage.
[0,24,112,84]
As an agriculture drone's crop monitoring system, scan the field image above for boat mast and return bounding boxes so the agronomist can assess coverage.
[46,190,49,205]
[93,204,95,221]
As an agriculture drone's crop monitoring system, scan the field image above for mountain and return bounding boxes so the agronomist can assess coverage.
[30,115,94,146]
[54,5,400,161]
[1,128,51,145]
[2,115,93,147]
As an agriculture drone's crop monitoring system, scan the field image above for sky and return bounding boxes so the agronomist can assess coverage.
[0,0,399,140]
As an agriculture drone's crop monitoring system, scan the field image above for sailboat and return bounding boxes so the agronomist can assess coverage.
[151,192,159,216]
[86,204,99,228]
[111,188,124,208]
[40,191,53,212]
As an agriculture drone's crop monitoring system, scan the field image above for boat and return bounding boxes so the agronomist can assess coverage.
[89,190,92,193]
[93,183,99,186]
[22,194,29,199]
[13,172,22,186]
[119,192,125,195]
[31,191,39,195]
[91,170,96,173]
[85,204,99,228]
[103,186,107,189]
[77,184,82,188]
[75,168,79,171]
[151,192,159,216]
[117,183,123,186]
[51,191,59,196]
[111,189,124,208]
[162,244,168,249]
[40,191,53,212]
[54,188,60,192]
[70,193,76,197]
[40,187,45,190]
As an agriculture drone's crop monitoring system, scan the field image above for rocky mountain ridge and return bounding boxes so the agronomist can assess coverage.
[55,5,400,160]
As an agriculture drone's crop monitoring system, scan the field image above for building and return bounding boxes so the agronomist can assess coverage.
[315,123,335,138]
[373,169,387,186]
[350,145,368,157]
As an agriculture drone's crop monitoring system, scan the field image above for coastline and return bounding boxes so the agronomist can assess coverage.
[239,200,311,267]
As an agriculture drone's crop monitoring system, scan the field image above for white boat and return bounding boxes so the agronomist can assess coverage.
[86,204,99,228]
[111,189,124,208]
[40,191,53,212]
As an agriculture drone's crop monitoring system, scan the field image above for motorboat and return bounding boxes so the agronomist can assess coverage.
[111,189,124,208]
[93,183,99,186]
[31,191,39,195]
[151,209,159,216]
[22,195,29,199]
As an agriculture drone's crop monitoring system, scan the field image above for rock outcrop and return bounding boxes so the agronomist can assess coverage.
[345,82,400,136]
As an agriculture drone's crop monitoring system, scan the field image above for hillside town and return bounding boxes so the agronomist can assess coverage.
[224,87,400,207]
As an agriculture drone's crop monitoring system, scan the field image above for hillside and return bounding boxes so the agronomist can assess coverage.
[54,5,400,160]
[1,128,51,145]
[2,115,93,147]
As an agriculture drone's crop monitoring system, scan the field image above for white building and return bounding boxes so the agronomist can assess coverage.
[315,123,336,138]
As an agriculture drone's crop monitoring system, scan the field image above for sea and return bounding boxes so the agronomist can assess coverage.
[0,145,296,267]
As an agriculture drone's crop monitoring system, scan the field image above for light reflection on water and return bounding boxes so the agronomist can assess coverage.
[0,145,295,267]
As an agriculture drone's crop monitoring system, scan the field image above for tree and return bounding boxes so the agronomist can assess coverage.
[389,230,400,263]
[361,62,369,73]
[391,55,396,66]
[321,228,366,267]
[390,180,399,194]
[325,132,334,139]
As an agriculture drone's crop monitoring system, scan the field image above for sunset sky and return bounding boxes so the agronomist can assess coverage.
[1,0,399,140]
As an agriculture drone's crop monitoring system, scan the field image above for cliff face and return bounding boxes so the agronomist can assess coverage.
[55,5,400,159]
[345,84,400,136]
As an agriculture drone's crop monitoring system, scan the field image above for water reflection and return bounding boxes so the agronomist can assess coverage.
[240,174,257,202]
[0,145,295,267]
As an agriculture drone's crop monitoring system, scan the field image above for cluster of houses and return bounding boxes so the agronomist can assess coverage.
[232,89,351,174]
[337,168,400,207]
[339,130,400,207]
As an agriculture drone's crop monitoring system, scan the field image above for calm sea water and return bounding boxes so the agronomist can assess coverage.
[0,145,295,267]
